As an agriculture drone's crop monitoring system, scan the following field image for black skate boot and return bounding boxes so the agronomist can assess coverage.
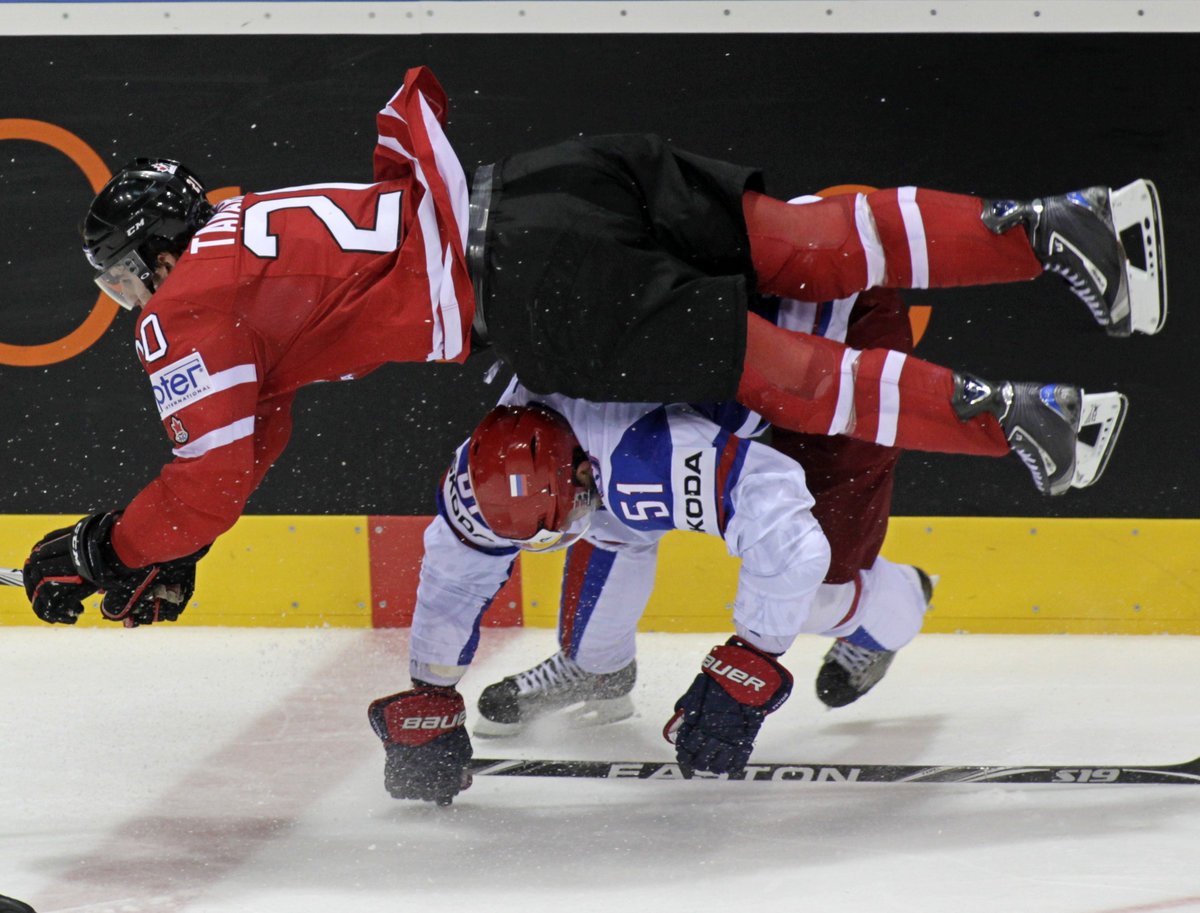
[474,652,636,737]
[952,373,1127,496]
[983,181,1166,337]
[816,569,935,709]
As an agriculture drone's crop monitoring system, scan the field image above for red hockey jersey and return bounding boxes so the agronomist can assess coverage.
[111,66,474,566]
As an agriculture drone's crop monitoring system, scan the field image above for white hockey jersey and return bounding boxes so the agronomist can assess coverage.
[410,379,834,684]
[409,286,929,686]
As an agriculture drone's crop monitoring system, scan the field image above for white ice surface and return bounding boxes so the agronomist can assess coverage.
[2,627,1198,913]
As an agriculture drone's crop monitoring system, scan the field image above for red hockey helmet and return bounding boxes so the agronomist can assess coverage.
[467,404,596,551]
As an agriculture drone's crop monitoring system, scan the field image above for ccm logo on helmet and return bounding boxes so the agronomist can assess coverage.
[148,351,214,419]
[399,712,467,731]
[703,654,767,691]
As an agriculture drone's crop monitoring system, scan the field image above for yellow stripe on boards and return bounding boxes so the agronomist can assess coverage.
[521,518,1200,636]
[2,515,1196,633]
[882,517,1200,635]
[0,515,373,627]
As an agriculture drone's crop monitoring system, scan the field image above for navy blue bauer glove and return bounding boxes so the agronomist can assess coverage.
[664,636,793,775]
[368,685,474,806]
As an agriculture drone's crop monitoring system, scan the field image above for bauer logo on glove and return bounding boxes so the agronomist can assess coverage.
[368,687,474,805]
[397,710,469,732]
[701,652,775,702]
[664,637,793,776]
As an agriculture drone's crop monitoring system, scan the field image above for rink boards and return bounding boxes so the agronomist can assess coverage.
[0,514,1196,635]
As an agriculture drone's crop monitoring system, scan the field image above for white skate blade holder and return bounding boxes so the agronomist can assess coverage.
[472,716,523,739]
[1072,391,1129,489]
[473,694,635,739]
[563,694,635,729]
[1111,179,1167,335]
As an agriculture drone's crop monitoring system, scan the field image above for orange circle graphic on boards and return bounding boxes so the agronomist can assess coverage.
[0,120,115,367]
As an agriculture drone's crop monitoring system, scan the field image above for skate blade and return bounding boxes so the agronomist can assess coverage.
[472,695,635,737]
[472,717,525,739]
[563,694,635,729]
[1111,179,1167,335]
[1071,391,1129,489]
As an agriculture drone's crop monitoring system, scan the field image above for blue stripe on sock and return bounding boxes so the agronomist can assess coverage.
[457,557,517,664]
[843,626,888,652]
[563,548,617,659]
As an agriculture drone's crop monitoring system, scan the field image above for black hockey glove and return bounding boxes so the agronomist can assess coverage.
[23,521,98,624]
[664,636,793,776]
[24,512,206,627]
[368,686,473,806]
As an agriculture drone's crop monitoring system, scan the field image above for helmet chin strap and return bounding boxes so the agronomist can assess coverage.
[151,252,179,290]
[573,456,596,490]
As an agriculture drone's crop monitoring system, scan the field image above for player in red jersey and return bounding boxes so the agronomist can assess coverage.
[21,66,1162,627]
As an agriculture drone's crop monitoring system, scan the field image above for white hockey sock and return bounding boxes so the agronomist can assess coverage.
[806,557,928,650]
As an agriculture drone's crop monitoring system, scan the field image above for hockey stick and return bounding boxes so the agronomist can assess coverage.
[0,567,22,587]
[469,756,1200,785]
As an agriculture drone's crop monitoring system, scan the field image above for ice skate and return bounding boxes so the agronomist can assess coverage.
[953,375,1128,496]
[474,652,636,737]
[984,180,1166,336]
[816,569,935,708]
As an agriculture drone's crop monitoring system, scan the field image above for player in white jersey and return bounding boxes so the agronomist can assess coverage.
[367,373,932,804]
[470,286,933,740]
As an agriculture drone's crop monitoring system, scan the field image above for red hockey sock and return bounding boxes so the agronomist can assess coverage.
[742,190,867,301]
[851,347,1009,454]
[737,313,1008,456]
[868,188,1043,287]
[742,189,1042,300]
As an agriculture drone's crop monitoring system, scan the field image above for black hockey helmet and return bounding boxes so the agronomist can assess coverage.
[82,158,214,309]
